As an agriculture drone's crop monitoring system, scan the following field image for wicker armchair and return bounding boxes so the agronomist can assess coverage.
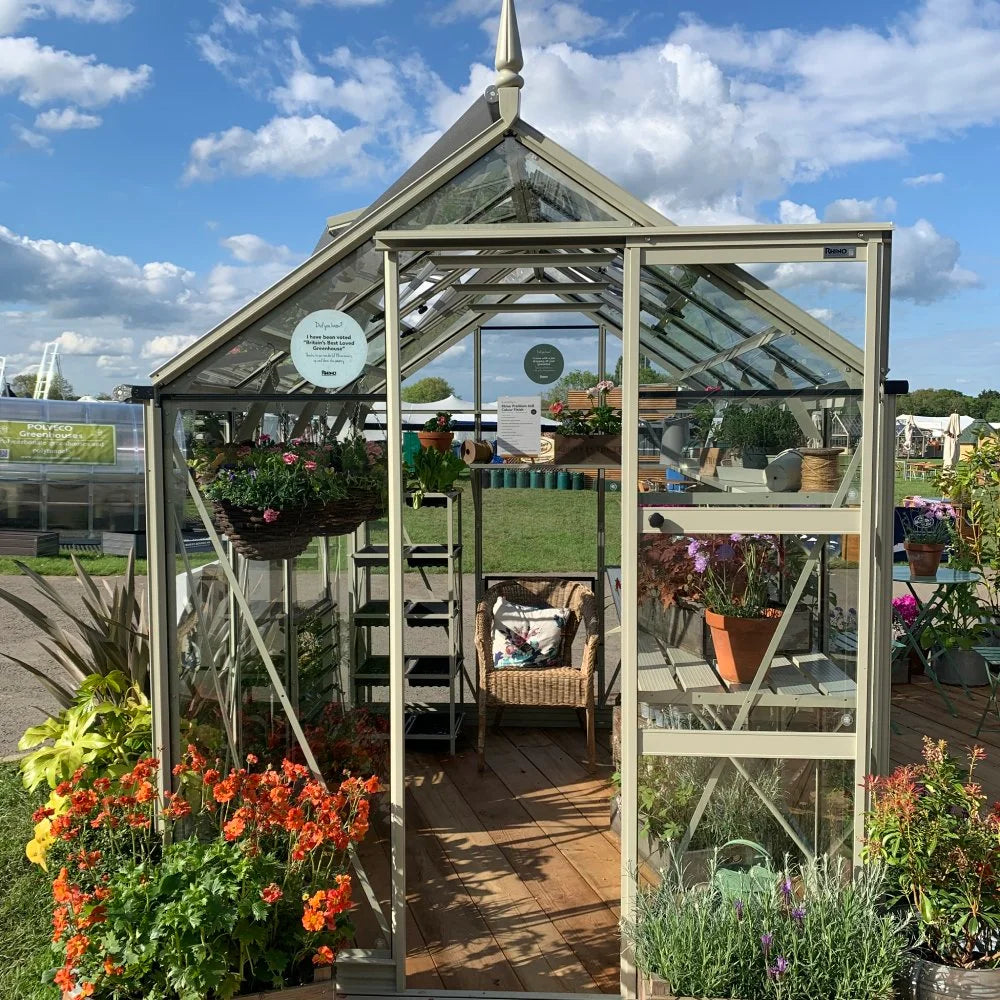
[475,579,599,772]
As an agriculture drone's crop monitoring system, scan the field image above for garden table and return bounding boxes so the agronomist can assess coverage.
[892,565,981,714]
[972,646,1000,737]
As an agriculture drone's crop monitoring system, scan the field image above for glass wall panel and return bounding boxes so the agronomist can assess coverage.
[635,533,858,734]
[633,754,854,885]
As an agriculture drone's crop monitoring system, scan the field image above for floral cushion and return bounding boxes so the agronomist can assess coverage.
[491,597,568,669]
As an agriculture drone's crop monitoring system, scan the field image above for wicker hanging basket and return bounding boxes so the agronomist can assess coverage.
[798,448,842,492]
[210,489,386,561]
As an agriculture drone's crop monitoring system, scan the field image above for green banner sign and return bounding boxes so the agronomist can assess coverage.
[0,421,117,465]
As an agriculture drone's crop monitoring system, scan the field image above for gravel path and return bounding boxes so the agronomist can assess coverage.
[0,575,147,759]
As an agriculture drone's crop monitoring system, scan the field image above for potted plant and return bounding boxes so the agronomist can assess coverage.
[627,854,906,1000]
[717,404,804,471]
[891,593,924,678]
[865,739,1000,997]
[546,380,622,465]
[921,581,991,686]
[688,534,782,684]
[31,748,380,999]
[406,446,465,508]
[191,435,387,560]
[900,497,955,578]
[417,411,456,452]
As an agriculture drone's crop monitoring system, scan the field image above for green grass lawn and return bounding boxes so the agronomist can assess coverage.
[0,764,54,1000]
[0,551,218,577]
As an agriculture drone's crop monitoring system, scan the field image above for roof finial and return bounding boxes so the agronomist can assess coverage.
[494,0,524,90]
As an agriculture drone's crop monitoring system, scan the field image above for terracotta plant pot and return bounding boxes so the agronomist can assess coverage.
[705,608,782,684]
[905,956,1000,999]
[417,430,454,453]
[904,540,944,578]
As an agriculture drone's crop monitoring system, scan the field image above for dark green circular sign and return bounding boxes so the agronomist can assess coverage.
[523,343,565,385]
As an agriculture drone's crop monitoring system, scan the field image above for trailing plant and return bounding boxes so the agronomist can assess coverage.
[31,748,379,998]
[627,854,907,1000]
[864,738,1000,969]
[193,434,387,521]
[19,671,152,792]
[548,380,622,436]
[688,533,781,619]
[406,445,465,508]
[0,549,148,707]
[421,411,455,432]
[718,404,805,454]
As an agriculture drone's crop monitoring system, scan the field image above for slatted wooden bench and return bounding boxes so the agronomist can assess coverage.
[636,635,857,713]
[0,530,59,557]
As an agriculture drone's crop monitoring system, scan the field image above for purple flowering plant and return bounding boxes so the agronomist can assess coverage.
[687,533,780,619]
[902,497,956,545]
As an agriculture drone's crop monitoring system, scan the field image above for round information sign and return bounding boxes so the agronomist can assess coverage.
[523,343,565,385]
[290,309,367,389]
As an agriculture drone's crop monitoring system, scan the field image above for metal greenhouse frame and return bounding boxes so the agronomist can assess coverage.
[139,2,896,996]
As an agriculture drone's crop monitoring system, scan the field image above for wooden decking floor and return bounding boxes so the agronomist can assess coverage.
[891,675,1000,800]
[401,727,620,994]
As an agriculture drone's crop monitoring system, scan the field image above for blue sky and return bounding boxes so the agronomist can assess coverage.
[0,0,997,397]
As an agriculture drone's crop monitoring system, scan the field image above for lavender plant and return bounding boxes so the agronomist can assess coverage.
[628,854,907,1000]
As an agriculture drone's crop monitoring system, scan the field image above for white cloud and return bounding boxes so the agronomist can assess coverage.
[183,114,372,181]
[31,331,134,355]
[220,233,293,264]
[141,335,198,359]
[35,107,102,130]
[904,172,946,186]
[11,123,51,150]
[433,0,607,44]
[296,0,389,6]
[807,308,835,324]
[96,354,137,375]
[0,0,132,33]
[824,197,897,222]
[0,36,151,109]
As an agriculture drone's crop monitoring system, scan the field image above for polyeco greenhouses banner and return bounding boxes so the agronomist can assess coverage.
[0,420,117,464]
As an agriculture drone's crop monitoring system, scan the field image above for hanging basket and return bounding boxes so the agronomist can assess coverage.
[209,501,313,562]
[315,488,387,536]
[547,432,622,466]
[798,448,842,492]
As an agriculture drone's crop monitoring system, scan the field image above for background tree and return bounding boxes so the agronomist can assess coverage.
[9,372,75,400]
[541,369,599,408]
[897,387,1000,420]
[613,355,673,387]
[401,376,455,403]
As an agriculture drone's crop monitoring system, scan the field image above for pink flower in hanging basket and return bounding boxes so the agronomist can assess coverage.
[263,508,280,523]
[282,452,298,465]
[304,460,318,471]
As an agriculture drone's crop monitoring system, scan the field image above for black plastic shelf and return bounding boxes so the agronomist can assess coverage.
[405,655,460,686]
[353,544,391,566]
[354,599,391,624]
[406,600,453,626]
[352,655,389,684]
[407,543,461,567]
[405,709,465,741]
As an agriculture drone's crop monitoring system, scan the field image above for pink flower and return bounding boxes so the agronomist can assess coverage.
[258,434,271,444]
[365,442,383,460]
[282,452,297,465]
[549,401,565,416]
[291,437,304,446]
[263,508,279,523]
[437,415,447,426]
[304,460,317,471]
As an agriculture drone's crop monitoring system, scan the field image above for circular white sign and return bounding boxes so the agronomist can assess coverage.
[290,309,367,388]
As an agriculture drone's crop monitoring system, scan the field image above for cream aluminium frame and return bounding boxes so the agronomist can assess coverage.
[378,220,892,1000]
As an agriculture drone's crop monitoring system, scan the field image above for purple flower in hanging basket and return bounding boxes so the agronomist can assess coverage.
[687,538,702,557]
[262,508,280,523]
[730,532,743,542]
[693,553,709,574]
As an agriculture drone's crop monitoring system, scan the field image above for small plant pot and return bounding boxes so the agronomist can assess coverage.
[904,541,944,578]
[417,430,454,453]
[905,956,1000,1000]
[740,446,768,470]
[705,608,782,684]
[937,647,989,687]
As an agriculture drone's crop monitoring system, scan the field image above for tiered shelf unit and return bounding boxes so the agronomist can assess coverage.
[349,490,465,754]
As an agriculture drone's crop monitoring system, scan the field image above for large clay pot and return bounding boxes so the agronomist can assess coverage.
[417,430,454,453]
[550,432,622,466]
[705,608,782,684]
[905,956,1000,999]
[904,541,945,578]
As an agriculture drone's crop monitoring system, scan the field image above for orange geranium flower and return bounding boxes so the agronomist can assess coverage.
[313,945,336,966]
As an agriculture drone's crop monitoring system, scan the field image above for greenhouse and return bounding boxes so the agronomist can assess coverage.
[136,1,896,995]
